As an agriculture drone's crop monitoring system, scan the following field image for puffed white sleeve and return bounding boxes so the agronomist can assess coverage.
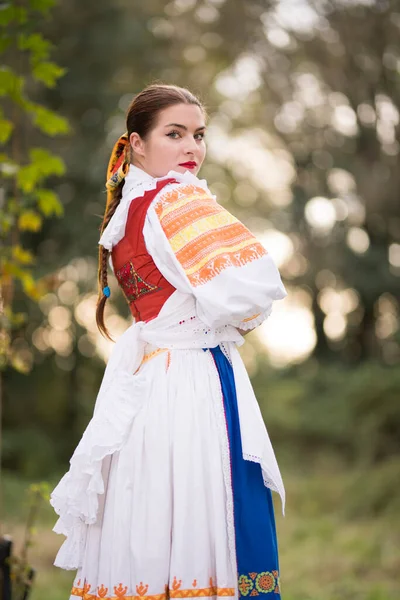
[143,181,287,330]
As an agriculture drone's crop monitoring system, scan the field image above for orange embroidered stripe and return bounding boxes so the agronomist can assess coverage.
[170,587,235,598]
[242,313,261,322]
[156,188,210,220]
[177,233,260,270]
[133,348,168,374]
[161,196,219,225]
[188,244,266,287]
[161,200,223,238]
[141,348,168,364]
[159,195,217,229]
[170,214,239,253]
[181,239,265,276]
[176,226,265,271]
[71,586,235,600]
[155,185,210,221]
[71,591,165,600]
[155,182,267,287]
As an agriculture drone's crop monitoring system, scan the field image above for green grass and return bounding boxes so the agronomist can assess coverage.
[1,469,399,600]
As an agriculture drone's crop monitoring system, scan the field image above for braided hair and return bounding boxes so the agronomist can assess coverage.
[96,84,205,339]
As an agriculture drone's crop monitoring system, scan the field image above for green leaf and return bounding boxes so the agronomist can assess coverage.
[17,33,52,61]
[30,147,66,176]
[0,4,27,26]
[26,102,70,136]
[0,67,24,100]
[32,61,66,88]
[0,118,13,144]
[7,198,19,214]
[16,148,65,192]
[14,7,28,24]
[0,212,14,234]
[16,164,39,193]
[18,210,42,232]
[29,0,56,14]
[35,188,63,217]
[0,5,14,27]
[0,34,11,54]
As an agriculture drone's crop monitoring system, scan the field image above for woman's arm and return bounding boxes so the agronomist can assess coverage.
[144,180,287,329]
[237,328,253,337]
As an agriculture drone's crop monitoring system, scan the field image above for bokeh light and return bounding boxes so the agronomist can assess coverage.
[257,287,316,367]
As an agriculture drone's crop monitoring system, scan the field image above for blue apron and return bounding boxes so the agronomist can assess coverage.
[208,345,281,598]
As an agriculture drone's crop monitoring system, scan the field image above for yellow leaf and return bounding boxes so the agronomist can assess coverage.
[12,245,35,265]
[21,274,42,301]
[10,352,31,374]
[18,210,42,232]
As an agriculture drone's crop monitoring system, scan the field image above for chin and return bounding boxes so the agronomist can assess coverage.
[176,166,200,176]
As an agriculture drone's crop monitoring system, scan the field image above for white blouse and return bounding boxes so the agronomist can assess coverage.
[99,165,287,330]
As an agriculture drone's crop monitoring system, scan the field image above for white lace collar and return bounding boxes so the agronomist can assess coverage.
[99,164,211,250]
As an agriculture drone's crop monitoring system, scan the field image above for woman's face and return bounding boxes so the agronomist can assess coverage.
[129,103,206,177]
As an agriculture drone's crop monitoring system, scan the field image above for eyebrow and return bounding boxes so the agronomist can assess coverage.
[164,123,206,132]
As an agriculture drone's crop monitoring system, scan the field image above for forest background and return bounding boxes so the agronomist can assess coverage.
[1,1,399,599]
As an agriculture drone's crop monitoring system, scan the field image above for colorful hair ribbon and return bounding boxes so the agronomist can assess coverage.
[104,132,130,214]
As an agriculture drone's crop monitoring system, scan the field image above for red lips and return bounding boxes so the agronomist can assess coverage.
[179,161,197,169]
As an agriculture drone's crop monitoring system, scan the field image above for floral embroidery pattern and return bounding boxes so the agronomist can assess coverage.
[115,260,160,304]
[237,571,280,597]
[238,575,254,596]
[71,576,235,600]
[155,184,267,287]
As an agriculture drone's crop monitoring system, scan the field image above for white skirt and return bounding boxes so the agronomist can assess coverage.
[69,345,237,600]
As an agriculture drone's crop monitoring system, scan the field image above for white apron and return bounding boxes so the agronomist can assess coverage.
[50,291,285,600]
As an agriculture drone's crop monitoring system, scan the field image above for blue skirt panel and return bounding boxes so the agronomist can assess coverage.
[209,345,282,598]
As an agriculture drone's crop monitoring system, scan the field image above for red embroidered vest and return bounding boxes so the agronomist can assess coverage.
[111,178,177,322]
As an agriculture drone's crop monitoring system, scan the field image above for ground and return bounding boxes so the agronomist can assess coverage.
[2,469,399,600]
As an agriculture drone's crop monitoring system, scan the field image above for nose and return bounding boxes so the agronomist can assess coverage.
[184,136,198,155]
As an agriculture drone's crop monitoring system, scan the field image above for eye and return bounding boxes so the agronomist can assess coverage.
[166,130,181,139]
[195,132,205,140]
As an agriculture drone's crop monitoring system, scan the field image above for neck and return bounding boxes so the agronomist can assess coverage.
[131,161,153,177]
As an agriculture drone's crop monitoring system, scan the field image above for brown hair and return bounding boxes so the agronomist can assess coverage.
[96,83,205,339]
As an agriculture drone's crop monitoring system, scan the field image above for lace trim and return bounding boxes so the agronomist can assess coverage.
[241,453,279,492]
[53,517,87,570]
[219,343,285,515]
[140,309,244,351]
[219,342,233,367]
[99,168,213,250]
[207,350,238,600]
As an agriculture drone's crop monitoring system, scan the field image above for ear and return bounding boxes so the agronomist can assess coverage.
[130,132,146,158]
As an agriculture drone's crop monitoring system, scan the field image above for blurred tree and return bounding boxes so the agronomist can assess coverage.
[0,0,68,471]
[185,0,400,365]
[2,0,400,480]
[2,0,183,473]
[68,0,397,365]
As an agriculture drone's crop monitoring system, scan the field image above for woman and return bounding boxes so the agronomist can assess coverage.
[51,84,287,600]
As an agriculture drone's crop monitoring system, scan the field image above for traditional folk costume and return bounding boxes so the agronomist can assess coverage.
[50,142,287,600]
